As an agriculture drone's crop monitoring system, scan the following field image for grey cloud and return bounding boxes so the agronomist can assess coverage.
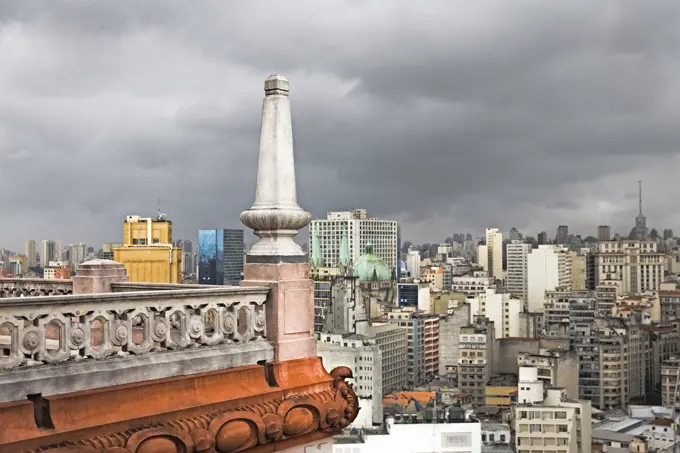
[1,0,680,250]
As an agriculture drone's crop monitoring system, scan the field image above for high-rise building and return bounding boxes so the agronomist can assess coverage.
[387,308,440,388]
[478,228,502,280]
[309,209,398,279]
[406,249,420,278]
[506,240,531,303]
[537,231,548,245]
[556,225,569,245]
[66,243,89,266]
[527,245,572,312]
[457,317,495,406]
[113,214,182,283]
[198,229,244,286]
[664,229,674,240]
[508,227,521,241]
[317,332,383,428]
[25,240,36,268]
[595,240,665,293]
[469,288,521,339]
[597,225,612,241]
[514,367,592,453]
[100,243,122,260]
[40,240,56,268]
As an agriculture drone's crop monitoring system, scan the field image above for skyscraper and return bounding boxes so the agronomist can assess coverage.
[198,229,244,286]
[223,229,244,285]
[506,240,531,304]
[478,228,503,280]
[25,240,36,268]
[537,231,548,245]
[597,225,611,241]
[556,225,569,245]
[40,240,56,267]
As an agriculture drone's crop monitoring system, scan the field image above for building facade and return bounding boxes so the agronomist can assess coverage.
[197,229,244,286]
[387,308,440,387]
[40,239,56,268]
[506,240,531,304]
[113,214,182,284]
[478,228,503,281]
[527,245,572,312]
[25,240,36,268]
[595,240,665,293]
[310,209,398,279]
[514,367,592,453]
[457,317,495,406]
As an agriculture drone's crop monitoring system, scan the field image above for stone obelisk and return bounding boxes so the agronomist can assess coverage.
[240,75,316,361]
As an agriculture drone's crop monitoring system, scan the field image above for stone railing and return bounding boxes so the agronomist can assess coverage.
[0,286,269,370]
[110,281,203,292]
[0,278,73,298]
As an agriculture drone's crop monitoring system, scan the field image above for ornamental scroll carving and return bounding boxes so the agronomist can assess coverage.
[31,367,360,453]
[0,290,267,371]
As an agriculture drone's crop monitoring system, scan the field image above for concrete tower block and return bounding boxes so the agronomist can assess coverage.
[72,259,129,294]
[240,75,316,362]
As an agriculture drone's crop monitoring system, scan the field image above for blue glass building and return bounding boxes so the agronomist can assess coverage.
[198,229,244,286]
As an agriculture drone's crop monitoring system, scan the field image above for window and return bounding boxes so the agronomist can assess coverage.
[557,425,568,433]
[132,238,139,245]
[153,238,159,244]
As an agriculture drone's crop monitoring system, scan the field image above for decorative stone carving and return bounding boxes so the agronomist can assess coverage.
[0,287,269,370]
[330,366,360,429]
[2,360,360,453]
[240,74,312,257]
[0,277,73,299]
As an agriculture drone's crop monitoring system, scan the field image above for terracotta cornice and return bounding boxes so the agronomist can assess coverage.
[0,357,359,453]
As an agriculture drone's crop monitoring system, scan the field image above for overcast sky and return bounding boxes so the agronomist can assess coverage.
[2,1,680,251]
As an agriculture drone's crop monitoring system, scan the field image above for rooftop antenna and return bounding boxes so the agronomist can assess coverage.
[638,180,643,216]
[157,198,167,221]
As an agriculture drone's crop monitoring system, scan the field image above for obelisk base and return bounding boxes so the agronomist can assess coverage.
[241,261,316,362]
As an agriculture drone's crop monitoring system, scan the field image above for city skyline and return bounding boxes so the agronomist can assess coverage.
[3,2,680,250]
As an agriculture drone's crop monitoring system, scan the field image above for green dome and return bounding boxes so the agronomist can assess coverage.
[353,242,392,282]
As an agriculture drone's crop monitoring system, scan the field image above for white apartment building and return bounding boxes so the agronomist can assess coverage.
[333,418,482,453]
[358,321,409,395]
[506,240,531,304]
[595,240,665,293]
[317,332,382,428]
[469,288,521,339]
[527,245,572,312]
[310,209,398,277]
[406,248,421,278]
[478,228,503,280]
[514,367,592,453]
[451,273,494,298]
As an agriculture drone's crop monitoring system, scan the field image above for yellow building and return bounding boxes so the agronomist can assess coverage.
[113,215,182,284]
[485,374,518,407]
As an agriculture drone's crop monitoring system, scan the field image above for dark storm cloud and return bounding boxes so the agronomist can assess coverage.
[1,0,680,250]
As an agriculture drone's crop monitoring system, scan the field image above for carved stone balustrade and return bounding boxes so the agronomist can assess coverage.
[0,278,73,298]
[0,286,269,371]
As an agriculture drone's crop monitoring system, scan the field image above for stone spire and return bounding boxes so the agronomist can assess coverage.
[311,231,322,268]
[339,229,350,267]
[240,75,312,260]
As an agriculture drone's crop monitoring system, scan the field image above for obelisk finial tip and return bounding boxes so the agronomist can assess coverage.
[264,74,289,96]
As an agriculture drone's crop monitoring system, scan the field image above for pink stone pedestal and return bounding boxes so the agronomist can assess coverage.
[72,259,129,295]
[241,262,316,362]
